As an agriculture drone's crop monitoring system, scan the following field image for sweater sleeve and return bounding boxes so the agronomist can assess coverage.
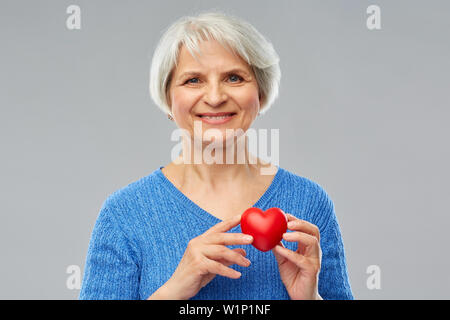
[316,199,354,300]
[79,205,141,300]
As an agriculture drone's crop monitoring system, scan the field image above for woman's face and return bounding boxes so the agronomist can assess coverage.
[168,39,261,144]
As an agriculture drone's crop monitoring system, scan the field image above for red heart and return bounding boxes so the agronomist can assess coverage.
[240,207,288,252]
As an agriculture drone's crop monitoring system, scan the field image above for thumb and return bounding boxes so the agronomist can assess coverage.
[272,241,288,265]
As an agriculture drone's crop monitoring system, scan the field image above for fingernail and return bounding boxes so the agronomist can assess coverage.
[243,235,253,242]
[287,221,294,228]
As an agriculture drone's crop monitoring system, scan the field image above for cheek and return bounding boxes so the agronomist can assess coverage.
[237,87,260,112]
[170,89,199,118]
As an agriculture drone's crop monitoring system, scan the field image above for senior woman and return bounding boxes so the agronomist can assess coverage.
[79,11,353,300]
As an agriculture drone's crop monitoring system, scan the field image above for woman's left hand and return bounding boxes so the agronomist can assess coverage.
[272,213,322,300]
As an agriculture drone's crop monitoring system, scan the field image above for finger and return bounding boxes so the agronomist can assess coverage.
[285,215,320,241]
[273,244,308,268]
[205,213,243,235]
[282,232,321,257]
[204,245,251,267]
[233,248,247,257]
[271,242,288,265]
[285,213,297,222]
[206,259,242,279]
[219,248,247,267]
[205,232,253,246]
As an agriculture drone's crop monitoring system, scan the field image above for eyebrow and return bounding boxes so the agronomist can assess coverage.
[177,68,251,80]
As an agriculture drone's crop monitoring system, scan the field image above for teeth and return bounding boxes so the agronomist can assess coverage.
[201,115,233,119]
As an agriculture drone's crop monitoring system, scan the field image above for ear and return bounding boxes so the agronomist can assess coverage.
[258,92,265,112]
[166,90,172,112]
[258,91,265,104]
[165,73,173,108]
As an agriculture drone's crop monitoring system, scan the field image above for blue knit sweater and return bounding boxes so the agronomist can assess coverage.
[79,165,353,300]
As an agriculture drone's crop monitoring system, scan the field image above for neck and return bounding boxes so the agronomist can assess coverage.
[174,133,262,189]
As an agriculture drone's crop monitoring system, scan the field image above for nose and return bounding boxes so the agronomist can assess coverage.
[203,83,227,107]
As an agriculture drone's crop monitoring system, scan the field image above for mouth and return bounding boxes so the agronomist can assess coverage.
[196,112,237,124]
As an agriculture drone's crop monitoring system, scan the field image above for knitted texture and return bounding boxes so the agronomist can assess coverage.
[79,166,353,300]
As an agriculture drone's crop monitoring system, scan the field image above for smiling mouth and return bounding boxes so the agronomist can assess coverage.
[196,112,237,119]
[195,112,237,124]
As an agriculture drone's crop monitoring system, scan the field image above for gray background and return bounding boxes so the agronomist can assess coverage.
[1,0,449,299]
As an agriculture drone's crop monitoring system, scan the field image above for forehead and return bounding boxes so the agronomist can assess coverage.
[174,39,251,73]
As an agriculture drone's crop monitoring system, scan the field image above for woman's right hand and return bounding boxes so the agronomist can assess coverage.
[148,213,253,300]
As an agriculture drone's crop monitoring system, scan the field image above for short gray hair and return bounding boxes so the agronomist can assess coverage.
[149,11,281,117]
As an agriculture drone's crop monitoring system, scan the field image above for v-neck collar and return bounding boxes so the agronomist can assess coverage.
[155,164,284,228]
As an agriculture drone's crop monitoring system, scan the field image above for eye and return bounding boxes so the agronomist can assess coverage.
[228,74,243,83]
[184,77,200,84]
